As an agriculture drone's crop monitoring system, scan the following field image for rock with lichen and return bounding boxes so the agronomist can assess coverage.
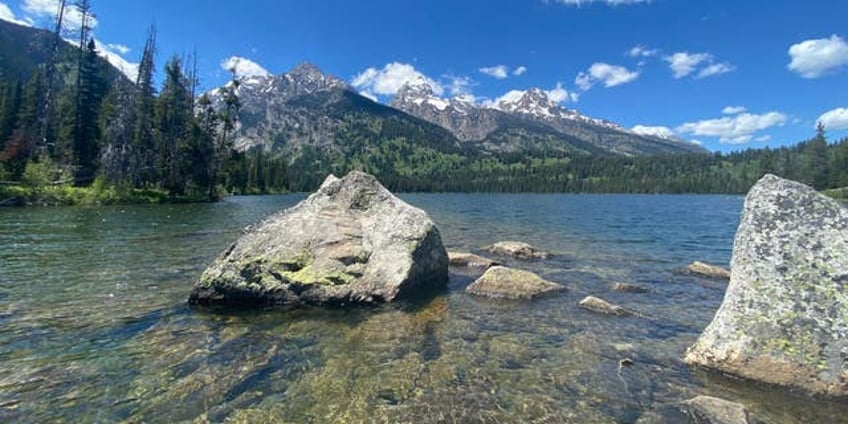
[189,171,448,307]
[685,174,848,397]
[466,266,563,299]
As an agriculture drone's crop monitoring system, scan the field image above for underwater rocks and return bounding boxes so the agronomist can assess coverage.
[612,282,650,293]
[484,241,550,260]
[680,261,731,279]
[447,252,499,269]
[685,174,848,397]
[466,266,563,300]
[189,171,448,308]
[680,396,763,424]
[578,296,631,316]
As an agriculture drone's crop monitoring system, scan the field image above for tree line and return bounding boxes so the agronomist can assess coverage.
[0,2,239,201]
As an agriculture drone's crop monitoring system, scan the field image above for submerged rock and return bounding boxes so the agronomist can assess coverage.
[466,266,563,299]
[612,282,650,293]
[685,174,848,397]
[680,396,762,424]
[448,252,499,269]
[681,261,731,279]
[578,296,631,316]
[189,171,448,307]
[484,241,550,259]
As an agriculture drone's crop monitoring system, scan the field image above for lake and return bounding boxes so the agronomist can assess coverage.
[1,194,846,423]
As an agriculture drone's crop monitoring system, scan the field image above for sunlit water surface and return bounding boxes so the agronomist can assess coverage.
[1,194,846,423]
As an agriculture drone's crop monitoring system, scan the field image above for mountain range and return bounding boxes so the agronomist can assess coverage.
[207,63,704,159]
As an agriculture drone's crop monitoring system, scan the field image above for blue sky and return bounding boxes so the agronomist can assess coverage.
[1,0,847,152]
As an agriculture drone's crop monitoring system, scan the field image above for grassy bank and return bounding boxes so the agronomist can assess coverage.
[0,181,216,207]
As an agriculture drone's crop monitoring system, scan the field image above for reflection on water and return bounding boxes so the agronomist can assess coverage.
[0,194,845,423]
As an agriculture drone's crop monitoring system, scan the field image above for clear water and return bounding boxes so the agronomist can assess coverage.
[0,194,845,423]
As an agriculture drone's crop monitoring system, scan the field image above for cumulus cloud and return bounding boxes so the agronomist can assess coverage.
[788,35,848,78]
[553,0,651,6]
[444,74,474,96]
[676,111,787,144]
[575,62,639,91]
[664,52,734,79]
[513,66,527,76]
[106,43,130,55]
[546,82,579,103]
[631,125,676,138]
[352,62,443,97]
[479,65,509,79]
[697,62,735,79]
[221,56,271,79]
[817,107,848,130]
[627,45,659,58]
[0,2,32,26]
[722,106,747,115]
[23,0,96,31]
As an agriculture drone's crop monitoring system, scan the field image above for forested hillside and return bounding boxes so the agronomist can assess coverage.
[0,4,845,204]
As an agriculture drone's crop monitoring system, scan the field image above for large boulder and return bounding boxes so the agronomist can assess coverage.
[189,172,449,307]
[466,266,563,299]
[685,174,848,396]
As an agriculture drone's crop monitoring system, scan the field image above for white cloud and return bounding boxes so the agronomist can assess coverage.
[722,106,746,115]
[0,2,32,26]
[351,62,443,97]
[95,39,138,81]
[664,51,734,79]
[221,56,271,79]
[106,43,130,55]
[444,74,474,96]
[513,66,527,76]
[676,111,787,144]
[817,107,848,130]
[697,62,735,79]
[487,90,525,108]
[627,45,659,58]
[546,82,578,103]
[23,0,96,31]
[631,125,676,138]
[788,35,848,78]
[553,0,651,6]
[664,52,711,78]
[575,62,639,91]
[479,65,509,79]
[755,135,772,142]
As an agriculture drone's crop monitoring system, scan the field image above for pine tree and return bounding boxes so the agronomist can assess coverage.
[154,56,192,194]
[132,26,157,186]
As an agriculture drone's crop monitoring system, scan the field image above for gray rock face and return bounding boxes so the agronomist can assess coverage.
[682,261,731,279]
[578,296,631,316]
[680,396,762,424]
[485,241,550,260]
[189,171,449,307]
[466,266,563,299]
[685,174,848,396]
